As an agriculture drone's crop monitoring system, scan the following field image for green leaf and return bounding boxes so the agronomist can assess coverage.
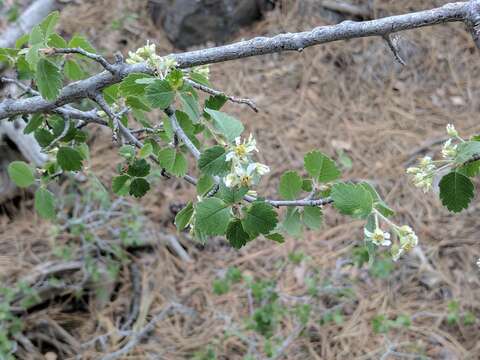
[175,201,194,231]
[112,175,130,195]
[26,44,42,69]
[57,147,83,171]
[180,91,201,123]
[157,148,188,177]
[204,108,244,143]
[127,158,150,177]
[279,171,302,200]
[205,94,227,112]
[29,25,45,46]
[217,184,248,204]
[302,206,322,230]
[439,171,474,213]
[39,11,60,38]
[359,182,395,217]
[35,58,62,100]
[119,73,152,96]
[226,219,251,249]
[119,145,136,160]
[34,128,54,147]
[242,201,278,237]
[24,114,44,134]
[190,72,210,87]
[145,79,175,109]
[35,187,56,220]
[197,175,215,196]
[455,141,480,164]
[266,233,285,243]
[304,150,341,183]
[458,160,480,177]
[196,198,231,236]
[8,161,35,188]
[166,69,184,89]
[331,182,373,218]
[125,96,151,112]
[64,59,85,81]
[139,143,153,158]
[129,178,150,198]
[198,146,230,176]
[47,33,67,48]
[283,207,302,237]
[68,35,96,53]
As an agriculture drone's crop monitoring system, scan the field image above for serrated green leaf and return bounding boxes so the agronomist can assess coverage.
[283,207,302,237]
[196,198,231,236]
[205,94,227,112]
[64,59,85,81]
[126,96,151,111]
[29,25,45,46]
[242,201,278,237]
[226,219,251,249]
[119,73,152,96]
[304,150,341,183]
[190,72,210,87]
[331,182,373,218]
[180,91,201,123]
[57,147,83,171]
[112,175,130,195]
[24,114,44,134]
[197,175,215,196]
[302,206,322,230]
[129,178,150,198]
[35,187,56,220]
[35,58,62,100]
[266,233,285,243]
[34,128,54,147]
[39,11,59,39]
[458,160,480,177]
[439,171,474,213]
[455,141,480,164]
[198,146,230,176]
[175,201,194,231]
[359,182,395,217]
[279,170,302,200]
[145,79,175,109]
[47,33,67,48]
[157,148,187,177]
[25,44,42,69]
[127,158,150,177]
[119,145,136,159]
[204,108,244,143]
[8,161,35,188]
[217,184,248,204]
[139,143,153,158]
[68,35,96,53]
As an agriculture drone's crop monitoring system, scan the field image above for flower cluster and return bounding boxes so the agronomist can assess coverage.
[406,124,461,193]
[126,41,177,78]
[191,64,210,80]
[364,211,418,261]
[223,135,270,188]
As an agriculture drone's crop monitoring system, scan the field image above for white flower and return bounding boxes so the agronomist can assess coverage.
[126,41,177,78]
[224,164,254,188]
[251,162,270,176]
[446,124,458,137]
[476,257,480,269]
[392,225,418,261]
[193,64,210,80]
[441,139,457,159]
[226,134,258,164]
[407,156,436,193]
[364,228,391,247]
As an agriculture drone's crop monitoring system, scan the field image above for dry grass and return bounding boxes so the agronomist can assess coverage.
[2,0,480,359]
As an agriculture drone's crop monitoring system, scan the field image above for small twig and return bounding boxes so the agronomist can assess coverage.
[185,78,258,112]
[46,47,117,73]
[93,92,121,142]
[0,77,39,96]
[121,263,142,331]
[165,106,201,159]
[100,303,193,360]
[383,34,406,66]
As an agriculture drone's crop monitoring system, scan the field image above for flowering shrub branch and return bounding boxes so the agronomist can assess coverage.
[2,2,480,265]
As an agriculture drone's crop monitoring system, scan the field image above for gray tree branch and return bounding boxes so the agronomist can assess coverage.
[1,1,479,119]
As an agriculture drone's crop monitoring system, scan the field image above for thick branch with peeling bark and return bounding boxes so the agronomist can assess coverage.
[1,1,479,120]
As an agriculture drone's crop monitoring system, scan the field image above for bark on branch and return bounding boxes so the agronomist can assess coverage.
[1,1,479,120]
